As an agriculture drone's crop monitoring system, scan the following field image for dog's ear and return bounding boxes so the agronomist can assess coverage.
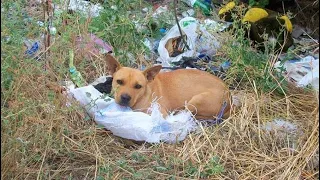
[143,65,162,81]
[105,54,121,75]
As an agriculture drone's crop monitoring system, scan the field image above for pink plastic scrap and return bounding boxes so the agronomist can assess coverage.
[76,34,113,58]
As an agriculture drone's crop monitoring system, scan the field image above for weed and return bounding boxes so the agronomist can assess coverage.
[184,161,198,178]
[117,158,135,173]
[131,151,147,163]
[98,164,114,179]
[222,12,289,95]
[88,1,151,66]
[200,156,224,178]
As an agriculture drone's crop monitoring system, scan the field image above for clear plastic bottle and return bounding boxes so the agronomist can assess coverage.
[69,50,85,87]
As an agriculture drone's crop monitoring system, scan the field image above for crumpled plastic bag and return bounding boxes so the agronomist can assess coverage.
[260,119,301,150]
[157,17,220,67]
[68,85,198,143]
[261,119,298,133]
[68,0,103,18]
[274,56,319,91]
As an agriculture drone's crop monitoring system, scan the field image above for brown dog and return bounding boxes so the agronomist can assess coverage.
[106,54,231,120]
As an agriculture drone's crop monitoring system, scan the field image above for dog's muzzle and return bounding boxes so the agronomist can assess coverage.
[119,94,131,106]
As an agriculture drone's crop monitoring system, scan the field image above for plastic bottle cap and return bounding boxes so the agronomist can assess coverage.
[69,67,76,73]
[159,28,167,34]
[49,26,57,35]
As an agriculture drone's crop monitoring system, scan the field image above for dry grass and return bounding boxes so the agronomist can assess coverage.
[1,0,319,179]
[1,47,319,179]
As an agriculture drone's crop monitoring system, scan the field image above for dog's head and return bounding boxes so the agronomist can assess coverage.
[105,54,162,107]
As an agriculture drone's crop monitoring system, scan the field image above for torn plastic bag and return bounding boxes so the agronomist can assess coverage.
[68,0,103,18]
[68,85,198,143]
[157,17,220,67]
[274,56,319,91]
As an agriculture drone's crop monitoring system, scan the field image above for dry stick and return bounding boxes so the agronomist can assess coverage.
[173,0,190,50]
[47,0,52,55]
[43,0,52,70]
[43,1,47,60]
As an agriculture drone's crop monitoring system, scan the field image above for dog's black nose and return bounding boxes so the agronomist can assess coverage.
[120,94,131,105]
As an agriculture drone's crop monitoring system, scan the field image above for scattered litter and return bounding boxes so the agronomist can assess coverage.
[143,38,153,52]
[169,55,230,79]
[152,5,168,19]
[75,33,113,58]
[157,17,220,67]
[16,137,29,144]
[24,38,45,61]
[110,5,118,11]
[143,37,162,56]
[295,38,319,50]
[291,25,313,39]
[49,26,57,35]
[3,36,11,43]
[182,0,212,15]
[292,25,306,39]
[92,76,113,95]
[37,21,44,27]
[89,76,110,86]
[182,9,195,17]
[153,40,161,53]
[24,41,40,57]
[261,119,298,133]
[68,0,103,18]
[116,50,136,63]
[159,28,167,34]
[68,85,199,143]
[133,20,148,34]
[202,19,232,32]
[151,5,175,26]
[142,7,149,13]
[260,119,301,150]
[220,60,231,70]
[274,56,319,91]
[60,80,75,90]
[59,80,76,107]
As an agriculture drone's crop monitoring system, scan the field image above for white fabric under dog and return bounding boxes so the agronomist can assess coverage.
[68,85,198,143]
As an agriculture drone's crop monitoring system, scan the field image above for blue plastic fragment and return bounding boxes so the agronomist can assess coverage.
[159,28,167,34]
[221,60,231,70]
[25,42,39,56]
[153,40,161,53]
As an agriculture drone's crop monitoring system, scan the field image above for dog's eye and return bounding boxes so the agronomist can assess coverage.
[134,84,142,89]
[117,80,123,85]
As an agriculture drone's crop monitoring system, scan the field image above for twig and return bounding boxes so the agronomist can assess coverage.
[43,0,53,69]
[173,0,190,50]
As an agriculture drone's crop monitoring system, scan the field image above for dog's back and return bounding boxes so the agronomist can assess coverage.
[150,69,231,118]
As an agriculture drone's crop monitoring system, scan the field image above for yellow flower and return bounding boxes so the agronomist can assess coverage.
[242,8,269,23]
[218,1,236,15]
[279,15,293,33]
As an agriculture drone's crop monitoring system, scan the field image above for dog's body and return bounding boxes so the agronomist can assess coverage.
[106,55,231,120]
